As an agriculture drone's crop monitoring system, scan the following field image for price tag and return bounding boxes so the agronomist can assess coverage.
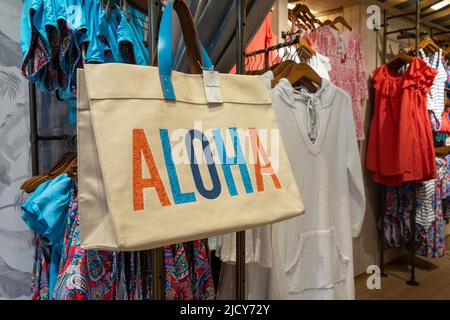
[309,110,318,142]
[203,69,223,105]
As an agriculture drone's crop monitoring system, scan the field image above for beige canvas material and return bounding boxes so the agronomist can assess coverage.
[78,63,305,251]
[77,70,118,250]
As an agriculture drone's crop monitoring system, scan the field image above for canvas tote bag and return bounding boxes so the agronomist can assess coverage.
[77,0,304,251]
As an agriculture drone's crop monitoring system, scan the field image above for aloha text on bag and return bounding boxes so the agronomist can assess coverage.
[133,127,282,210]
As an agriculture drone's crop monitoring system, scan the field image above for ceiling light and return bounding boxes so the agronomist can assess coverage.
[287,3,296,10]
[431,0,450,10]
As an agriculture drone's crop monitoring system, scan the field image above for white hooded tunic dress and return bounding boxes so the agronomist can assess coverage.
[268,78,366,300]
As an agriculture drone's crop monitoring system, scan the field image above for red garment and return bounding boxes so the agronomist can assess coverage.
[366,57,437,186]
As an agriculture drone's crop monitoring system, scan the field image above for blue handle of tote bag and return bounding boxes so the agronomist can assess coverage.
[158,0,213,100]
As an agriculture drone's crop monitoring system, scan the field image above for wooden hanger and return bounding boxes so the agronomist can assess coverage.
[435,146,450,155]
[410,37,440,56]
[25,153,76,192]
[21,152,77,193]
[386,51,413,71]
[105,0,113,19]
[445,46,450,59]
[322,19,338,30]
[271,60,296,80]
[330,16,352,31]
[288,13,308,32]
[20,152,72,191]
[270,39,316,86]
[291,4,320,30]
[122,0,131,21]
[286,63,322,93]
[297,38,315,57]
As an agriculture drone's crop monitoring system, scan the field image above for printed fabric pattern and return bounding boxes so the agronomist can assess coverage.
[383,156,448,258]
[31,235,51,300]
[164,240,215,300]
[53,196,117,300]
[306,26,368,140]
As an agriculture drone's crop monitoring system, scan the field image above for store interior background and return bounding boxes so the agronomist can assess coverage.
[272,0,450,298]
[0,0,449,299]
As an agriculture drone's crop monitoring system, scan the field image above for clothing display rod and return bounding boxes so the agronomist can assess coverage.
[245,34,301,71]
[379,2,421,287]
[235,0,247,301]
[144,0,165,300]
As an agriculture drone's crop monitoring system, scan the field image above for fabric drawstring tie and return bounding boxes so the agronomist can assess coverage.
[301,91,321,141]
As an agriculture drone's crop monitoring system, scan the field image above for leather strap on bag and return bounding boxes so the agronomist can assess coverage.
[151,0,201,71]
[173,0,203,74]
[158,0,213,100]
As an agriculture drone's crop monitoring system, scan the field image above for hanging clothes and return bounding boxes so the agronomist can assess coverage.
[383,184,414,248]
[53,196,119,300]
[230,11,278,73]
[383,156,448,259]
[31,235,51,300]
[308,53,332,80]
[175,0,276,73]
[366,57,437,186]
[20,0,149,97]
[21,173,75,299]
[164,240,215,300]
[277,45,332,80]
[21,174,158,300]
[20,0,52,84]
[439,57,450,133]
[415,180,437,229]
[306,25,368,140]
[416,156,448,258]
[268,78,365,300]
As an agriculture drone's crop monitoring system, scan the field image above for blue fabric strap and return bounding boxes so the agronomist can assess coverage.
[158,1,212,100]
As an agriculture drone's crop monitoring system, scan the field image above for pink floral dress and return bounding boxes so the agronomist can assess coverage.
[306,26,368,140]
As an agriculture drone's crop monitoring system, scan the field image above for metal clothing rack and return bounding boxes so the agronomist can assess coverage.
[27,0,248,300]
[245,34,301,71]
[379,1,421,286]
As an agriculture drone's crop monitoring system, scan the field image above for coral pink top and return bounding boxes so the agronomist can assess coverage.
[307,26,368,140]
[230,11,278,73]
[366,57,437,186]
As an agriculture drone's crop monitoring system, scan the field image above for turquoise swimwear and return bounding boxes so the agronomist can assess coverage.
[98,6,123,63]
[58,0,87,100]
[84,0,105,63]
[117,9,148,66]
[41,0,59,92]
[20,0,51,83]
[128,10,149,66]
[21,173,74,300]
[105,8,124,63]
[53,0,70,89]
[22,0,149,99]
[129,6,145,45]
[96,3,112,61]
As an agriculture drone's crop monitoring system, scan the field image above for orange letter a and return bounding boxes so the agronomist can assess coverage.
[133,129,171,210]
[249,128,282,192]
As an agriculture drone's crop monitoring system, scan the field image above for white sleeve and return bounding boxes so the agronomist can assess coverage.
[344,94,366,237]
[262,71,274,90]
[308,53,331,80]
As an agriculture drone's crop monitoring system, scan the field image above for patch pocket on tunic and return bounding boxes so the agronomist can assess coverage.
[284,228,349,294]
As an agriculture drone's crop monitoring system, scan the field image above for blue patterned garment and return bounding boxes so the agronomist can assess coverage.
[53,196,118,300]
[21,173,74,299]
